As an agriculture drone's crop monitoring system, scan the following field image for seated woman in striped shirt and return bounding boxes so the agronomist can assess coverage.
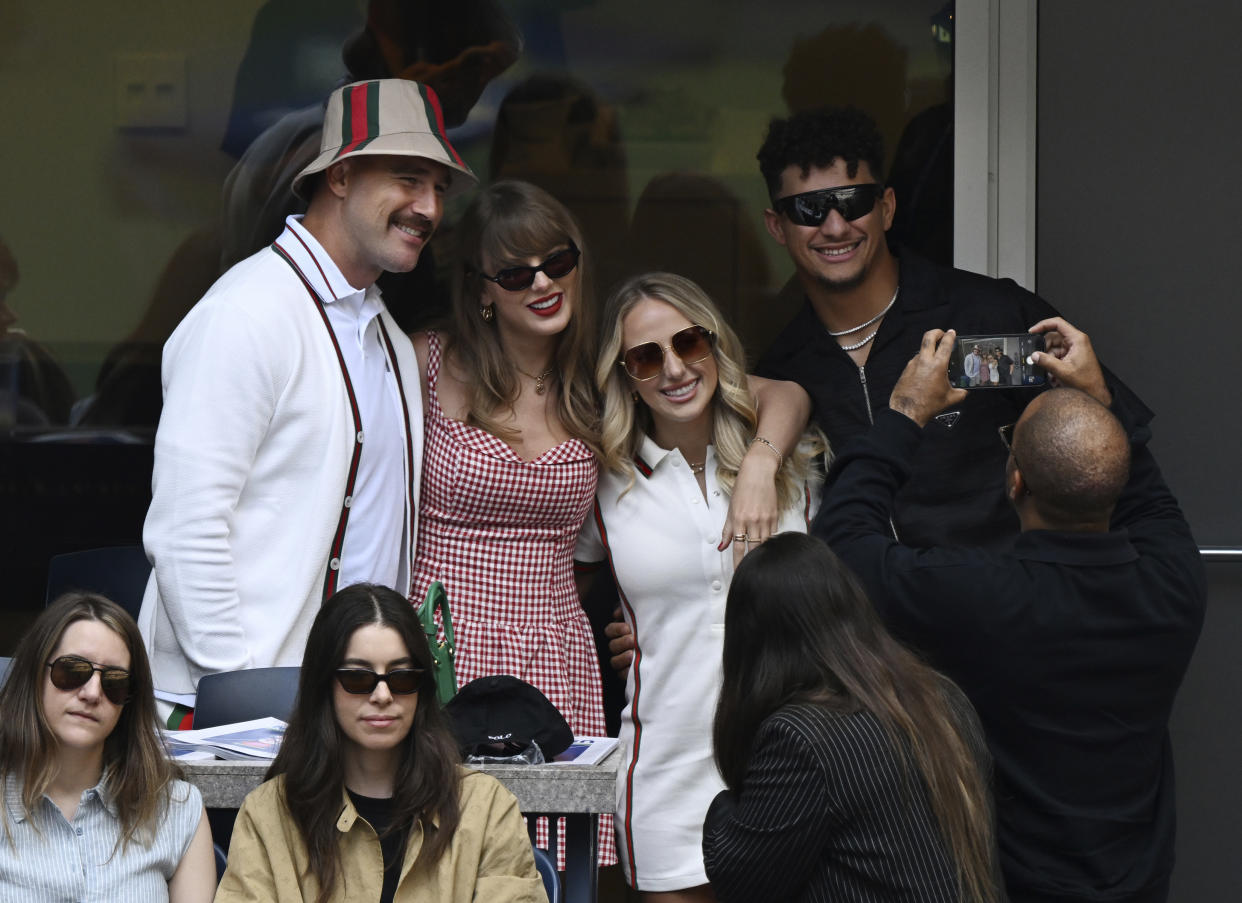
[704,534,1001,903]
[0,592,214,902]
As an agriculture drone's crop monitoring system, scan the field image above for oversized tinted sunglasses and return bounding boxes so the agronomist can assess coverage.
[620,325,716,381]
[475,242,580,292]
[335,667,426,695]
[773,184,884,227]
[47,655,132,705]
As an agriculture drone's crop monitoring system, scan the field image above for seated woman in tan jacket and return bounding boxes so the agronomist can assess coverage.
[215,584,545,903]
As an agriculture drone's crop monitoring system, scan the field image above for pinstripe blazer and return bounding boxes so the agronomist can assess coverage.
[702,702,963,903]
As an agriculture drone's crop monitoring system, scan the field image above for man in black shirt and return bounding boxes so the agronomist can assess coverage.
[816,318,1205,903]
[755,106,1148,549]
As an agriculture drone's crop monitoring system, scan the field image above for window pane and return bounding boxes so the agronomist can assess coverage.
[0,0,953,631]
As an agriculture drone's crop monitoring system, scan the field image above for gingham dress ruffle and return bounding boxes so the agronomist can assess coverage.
[412,331,615,866]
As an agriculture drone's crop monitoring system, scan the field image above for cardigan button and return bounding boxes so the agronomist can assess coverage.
[329,557,341,571]
[343,495,353,508]
[356,430,365,444]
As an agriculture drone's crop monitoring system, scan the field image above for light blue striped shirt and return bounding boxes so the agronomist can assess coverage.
[0,773,202,903]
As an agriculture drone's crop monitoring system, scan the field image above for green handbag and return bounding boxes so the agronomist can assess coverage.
[417,581,458,706]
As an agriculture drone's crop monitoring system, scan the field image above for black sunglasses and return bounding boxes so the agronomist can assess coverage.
[335,667,426,695]
[773,184,884,227]
[620,324,716,381]
[475,242,581,292]
[47,655,132,706]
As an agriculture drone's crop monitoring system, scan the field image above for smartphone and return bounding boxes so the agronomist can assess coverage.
[947,334,1046,389]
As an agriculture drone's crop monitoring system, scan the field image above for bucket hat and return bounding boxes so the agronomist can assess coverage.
[292,79,476,200]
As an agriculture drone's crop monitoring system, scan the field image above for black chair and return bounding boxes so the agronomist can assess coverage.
[213,843,228,884]
[192,667,301,729]
[532,845,562,903]
[46,545,151,620]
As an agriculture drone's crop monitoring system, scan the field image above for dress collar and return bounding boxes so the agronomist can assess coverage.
[634,434,714,477]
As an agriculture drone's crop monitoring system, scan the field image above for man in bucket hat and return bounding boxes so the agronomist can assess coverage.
[138,80,476,727]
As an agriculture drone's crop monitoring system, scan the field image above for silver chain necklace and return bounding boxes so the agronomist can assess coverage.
[826,285,900,337]
[840,327,882,352]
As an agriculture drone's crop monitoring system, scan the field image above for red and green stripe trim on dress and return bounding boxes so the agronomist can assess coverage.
[591,497,646,885]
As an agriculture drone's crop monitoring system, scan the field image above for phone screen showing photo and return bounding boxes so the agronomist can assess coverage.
[947,334,1046,389]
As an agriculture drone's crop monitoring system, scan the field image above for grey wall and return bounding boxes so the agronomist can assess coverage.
[1038,3,1242,899]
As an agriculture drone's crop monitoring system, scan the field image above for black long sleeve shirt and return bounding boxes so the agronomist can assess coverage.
[815,406,1205,902]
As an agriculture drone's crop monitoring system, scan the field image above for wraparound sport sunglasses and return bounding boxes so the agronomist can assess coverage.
[335,667,426,695]
[620,324,716,381]
[473,242,581,292]
[773,183,884,227]
[47,655,132,705]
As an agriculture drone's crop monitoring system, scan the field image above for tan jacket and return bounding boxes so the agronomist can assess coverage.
[214,770,547,903]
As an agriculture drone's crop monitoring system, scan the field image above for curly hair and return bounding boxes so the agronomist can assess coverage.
[757,107,886,201]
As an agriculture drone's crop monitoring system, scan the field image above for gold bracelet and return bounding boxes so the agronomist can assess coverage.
[750,435,783,468]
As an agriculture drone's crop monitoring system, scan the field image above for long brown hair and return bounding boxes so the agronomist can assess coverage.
[714,535,998,903]
[0,592,185,849]
[446,179,601,454]
[267,584,461,903]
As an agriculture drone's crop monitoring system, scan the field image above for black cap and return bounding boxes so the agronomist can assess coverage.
[445,675,573,759]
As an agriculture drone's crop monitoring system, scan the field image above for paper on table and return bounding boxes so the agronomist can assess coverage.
[166,716,287,760]
[551,736,618,766]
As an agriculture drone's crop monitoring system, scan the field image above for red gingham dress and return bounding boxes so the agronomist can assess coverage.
[411,331,615,865]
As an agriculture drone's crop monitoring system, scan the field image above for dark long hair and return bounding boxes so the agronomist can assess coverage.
[713,534,997,903]
[0,592,183,849]
[268,584,461,903]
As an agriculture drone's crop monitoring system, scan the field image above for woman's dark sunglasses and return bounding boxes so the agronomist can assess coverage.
[47,655,132,705]
[773,184,884,227]
[620,325,716,381]
[335,668,425,695]
[475,242,581,292]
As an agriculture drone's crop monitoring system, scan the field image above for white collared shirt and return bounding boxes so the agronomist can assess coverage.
[285,216,407,593]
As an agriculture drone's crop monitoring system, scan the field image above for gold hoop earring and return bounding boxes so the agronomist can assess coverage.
[480,305,495,322]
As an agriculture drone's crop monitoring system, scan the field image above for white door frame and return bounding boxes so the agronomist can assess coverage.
[954,0,1038,290]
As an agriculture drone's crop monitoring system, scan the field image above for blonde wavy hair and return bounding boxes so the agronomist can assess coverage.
[446,180,601,455]
[597,272,817,506]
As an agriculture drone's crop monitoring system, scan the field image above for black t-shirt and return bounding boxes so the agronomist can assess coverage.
[347,790,409,903]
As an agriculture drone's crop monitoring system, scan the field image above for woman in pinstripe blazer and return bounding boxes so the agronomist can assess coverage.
[703,534,1002,903]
